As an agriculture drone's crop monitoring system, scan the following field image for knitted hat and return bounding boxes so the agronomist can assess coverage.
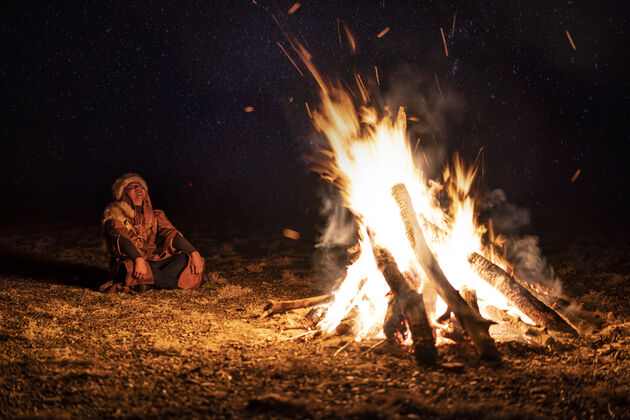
[112,173,149,201]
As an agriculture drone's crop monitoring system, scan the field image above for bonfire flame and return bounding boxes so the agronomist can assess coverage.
[290,38,533,342]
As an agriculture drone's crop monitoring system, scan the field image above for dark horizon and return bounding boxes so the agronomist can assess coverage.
[2,1,628,235]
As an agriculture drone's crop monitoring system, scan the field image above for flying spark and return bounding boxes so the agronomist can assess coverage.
[440,27,448,56]
[305,102,312,119]
[565,30,577,50]
[377,27,390,38]
[451,12,457,37]
[277,42,304,77]
[374,66,380,86]
[571,168,581,182]
[288,2,301,14]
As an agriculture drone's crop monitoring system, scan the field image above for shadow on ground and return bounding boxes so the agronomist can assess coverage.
[0,250,106,290]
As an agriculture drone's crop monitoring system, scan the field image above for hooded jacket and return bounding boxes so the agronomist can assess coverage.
[99,173,203,293]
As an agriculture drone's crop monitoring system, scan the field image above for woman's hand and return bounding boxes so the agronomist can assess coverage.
[190,251,204,274]
[133,257,148,280]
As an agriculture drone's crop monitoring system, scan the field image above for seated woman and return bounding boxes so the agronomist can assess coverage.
[99,173,204,293]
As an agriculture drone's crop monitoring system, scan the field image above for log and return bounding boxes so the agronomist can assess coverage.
[468,253,578,335]
[392,183,500,360]
[383,296,406,343]
[460,286,480,314]
[417,214,579,335]
[260,294,333,318]
[482,304,554,346]
[372,245,437,365]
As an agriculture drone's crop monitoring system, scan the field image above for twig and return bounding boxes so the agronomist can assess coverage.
[359,338,387,356]
[333,340,354,356]
[281,330,317,341]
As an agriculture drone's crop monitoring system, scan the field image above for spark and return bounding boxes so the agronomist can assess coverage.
[451,12,457,37]
[374,66,380,86]
[565,30,577,50]
[337,18,342,49]
[244,106,254,113]
[440,27,449,56]
[407,116,420,122]
[283,228,300,240]
[343,23,357,52]
[571,168,581,183]
[422,151,429,167]
[435,73,444,100]
[305,101,312,119]
[288,2,301,14]
[377,26,390,38]
[277,42,304,77]
[413,136,421,154]
[355,73,369,103]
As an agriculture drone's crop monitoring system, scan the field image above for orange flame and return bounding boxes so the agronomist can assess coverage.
[286,37,533,340]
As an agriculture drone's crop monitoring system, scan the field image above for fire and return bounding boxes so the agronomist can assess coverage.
[288,38,534,342]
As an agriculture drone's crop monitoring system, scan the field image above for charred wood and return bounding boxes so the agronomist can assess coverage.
[468,253,578,335]
[383,296,406,344]
[372,245,437,365]
[392,183,500,360]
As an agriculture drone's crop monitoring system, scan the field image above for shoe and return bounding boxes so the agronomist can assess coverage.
[134,284,154,293]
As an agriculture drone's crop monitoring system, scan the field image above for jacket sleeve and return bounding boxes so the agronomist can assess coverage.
[153,210,180,253]
[102,218,142,258]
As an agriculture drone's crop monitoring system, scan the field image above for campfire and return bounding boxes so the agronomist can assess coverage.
[264,35,584,365]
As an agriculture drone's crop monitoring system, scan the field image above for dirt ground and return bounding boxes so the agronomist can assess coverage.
[0,220,628,419]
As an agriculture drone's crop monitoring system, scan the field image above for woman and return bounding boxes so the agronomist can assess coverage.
[99,173,204,293]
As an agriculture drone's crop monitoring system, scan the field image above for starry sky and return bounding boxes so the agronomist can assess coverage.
[2,1,628,233]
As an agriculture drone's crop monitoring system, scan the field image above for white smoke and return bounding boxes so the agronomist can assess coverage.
[483,188,563,296]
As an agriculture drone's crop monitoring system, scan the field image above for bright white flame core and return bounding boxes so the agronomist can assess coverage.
[310,83,533,339]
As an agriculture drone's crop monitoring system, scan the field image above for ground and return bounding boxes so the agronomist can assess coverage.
[0,220,628,419]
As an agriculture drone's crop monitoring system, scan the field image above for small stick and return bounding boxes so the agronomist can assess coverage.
[359,338,387,356]
[281,330,317,341]
[333,340,354,356]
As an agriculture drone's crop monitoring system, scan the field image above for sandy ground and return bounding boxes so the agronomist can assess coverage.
[0,221,628,419]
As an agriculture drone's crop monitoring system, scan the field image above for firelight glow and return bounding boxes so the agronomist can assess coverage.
[289,38,534,341]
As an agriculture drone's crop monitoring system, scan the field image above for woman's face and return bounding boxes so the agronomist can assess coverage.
[125,182,146,206]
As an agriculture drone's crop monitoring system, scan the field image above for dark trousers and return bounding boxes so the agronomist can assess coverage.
[148,253,189,289]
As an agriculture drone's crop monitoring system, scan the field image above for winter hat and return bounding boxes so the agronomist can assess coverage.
[112,173,149,201]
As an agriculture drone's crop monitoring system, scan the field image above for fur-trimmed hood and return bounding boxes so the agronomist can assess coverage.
[111,173,148,201]
[102,201,136,227]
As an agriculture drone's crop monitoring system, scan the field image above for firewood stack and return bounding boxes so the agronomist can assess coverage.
[261,183,584,367]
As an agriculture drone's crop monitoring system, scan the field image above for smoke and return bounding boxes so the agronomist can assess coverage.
[507,235,563,296]
[482,188,563,296]
[376,63,466,179]
[314,191,357,249]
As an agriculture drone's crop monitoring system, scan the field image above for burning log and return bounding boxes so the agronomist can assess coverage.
[468,253,578,335]
[260,294,333,318]
[392,183,500,360]
[460,286,480,314]
[372,245,437,365]
[383,296,406,343]
[483,304,554,346]
[418,213,579,335]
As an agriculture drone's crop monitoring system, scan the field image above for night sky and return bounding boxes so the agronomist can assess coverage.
[2,1,628,234]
